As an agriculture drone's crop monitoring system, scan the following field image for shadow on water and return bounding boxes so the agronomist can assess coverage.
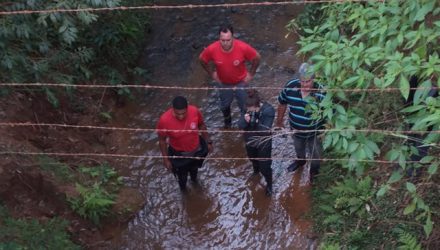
[110,1,318,249]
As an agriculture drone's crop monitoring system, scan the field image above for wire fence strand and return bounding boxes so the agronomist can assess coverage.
[1,122,439,135]
[0,150,424,164]
[1,83,437,93]
[0,1,372,16]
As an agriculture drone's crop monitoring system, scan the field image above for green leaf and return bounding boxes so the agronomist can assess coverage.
[400,105,425,113]
[414,1,435,21]
[365,140,380,154]
[342,76,360,86]
[45,88,59,108]
[299,42,321,53]
[406,182,417,193]
[348,142,359,153]
[376,184,389,197]
[399,75,410,100]
[386,149,400,161]
[413,80,432,105]
[323,134,332,149]
[427,164,438,176]
[403,200,416,215]
[424,216,433,236]
[388,171,403,184]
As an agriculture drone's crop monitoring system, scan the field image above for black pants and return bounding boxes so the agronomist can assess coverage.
[171,160,201,190]
[168,138,208,190]
[293,134,322,178]
[245,139,272,187]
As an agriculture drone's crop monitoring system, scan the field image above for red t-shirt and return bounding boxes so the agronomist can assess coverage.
[156,105,204,152]
[199,39,258,84]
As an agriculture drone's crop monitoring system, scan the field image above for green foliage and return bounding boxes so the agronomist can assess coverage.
[291,0,440,247]
[99,111,112,121]
[0,205,79,249]
[69,183,115,225]
[38,156,75,181]
[318,176,375,228]
[1,0,151,105]
[79,163,122,190]
[397,231,422,250]
[70,163,121,225]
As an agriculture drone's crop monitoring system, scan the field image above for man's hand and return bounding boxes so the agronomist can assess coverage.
[163,158,172,171]
[244,113,251,123]
[211,71,220,83]
[243,72,253,83]
[208,143,214,153]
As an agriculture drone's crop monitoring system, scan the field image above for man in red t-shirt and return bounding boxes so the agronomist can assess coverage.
[157,96,213,191]
[199,24,261,128]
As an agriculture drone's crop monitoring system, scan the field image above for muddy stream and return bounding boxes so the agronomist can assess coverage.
[109,1,315,249]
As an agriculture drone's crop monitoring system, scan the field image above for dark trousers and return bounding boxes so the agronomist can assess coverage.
[293,134,322,177]
[168,140,207,190]
[217,82,248,113]
[172,162,200,190]
[245,139,272,187]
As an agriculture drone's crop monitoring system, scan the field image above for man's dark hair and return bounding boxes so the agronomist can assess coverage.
[172,96,188,110]
[219,24,234,35]
[246,89,260,107]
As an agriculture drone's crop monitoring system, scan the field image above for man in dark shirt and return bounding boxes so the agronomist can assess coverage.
[238,90,275,196]
[276,63,326,182]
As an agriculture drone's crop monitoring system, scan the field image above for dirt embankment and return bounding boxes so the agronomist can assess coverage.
[0,89,144,248]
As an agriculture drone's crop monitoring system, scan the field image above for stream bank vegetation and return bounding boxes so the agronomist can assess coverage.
[1,0,152,247]
[288,0,439,248]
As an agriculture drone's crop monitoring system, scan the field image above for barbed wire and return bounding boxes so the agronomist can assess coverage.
[1,83,438,93]
[0,150,425,164]
[0,1,373,16]
[1,122,439,135]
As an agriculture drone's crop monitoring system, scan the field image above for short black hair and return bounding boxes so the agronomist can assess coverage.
[172,96,188,110]
[219,24,234,35]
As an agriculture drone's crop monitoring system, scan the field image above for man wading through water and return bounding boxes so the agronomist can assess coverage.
[199,24,261,128]
[157,96,213,191]
[238,90,275,196]
[276,63,326,183]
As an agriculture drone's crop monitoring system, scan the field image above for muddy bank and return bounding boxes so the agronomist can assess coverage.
[0,90,145,248]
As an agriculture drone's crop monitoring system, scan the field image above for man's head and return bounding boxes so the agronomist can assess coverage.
[299,62,315,88]
[172,96,188,120]
[246,89,261,111]
[218,25,234,52]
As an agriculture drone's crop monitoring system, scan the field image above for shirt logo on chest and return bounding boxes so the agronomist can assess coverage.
[233,59,240,66]
[190,122,197,129]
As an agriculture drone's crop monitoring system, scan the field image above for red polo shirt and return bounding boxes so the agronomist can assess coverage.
[199,39,258,84]
[156,105,204,152]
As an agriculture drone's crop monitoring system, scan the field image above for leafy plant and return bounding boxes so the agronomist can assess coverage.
[69,183,115,225]
[397,231,422,250]
[0,205,79,249]
[1,0,151,105]
[290,0,440,247]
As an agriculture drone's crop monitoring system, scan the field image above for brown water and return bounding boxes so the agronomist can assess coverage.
[111,1,316,249]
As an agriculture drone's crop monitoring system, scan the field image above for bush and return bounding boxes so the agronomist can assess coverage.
[0,205,79,249]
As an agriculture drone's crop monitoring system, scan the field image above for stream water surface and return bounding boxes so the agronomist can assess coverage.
[110,1,316,249]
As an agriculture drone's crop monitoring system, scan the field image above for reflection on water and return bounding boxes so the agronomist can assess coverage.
[118,97,315,249]
[113,1,315,249]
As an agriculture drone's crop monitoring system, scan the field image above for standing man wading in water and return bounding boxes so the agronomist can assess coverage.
[199,24,261,128]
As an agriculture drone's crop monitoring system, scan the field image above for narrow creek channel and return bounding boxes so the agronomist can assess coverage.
[109,1,316,248]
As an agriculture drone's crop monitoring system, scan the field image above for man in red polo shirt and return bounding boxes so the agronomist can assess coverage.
[157,96,213,191]
[199,24,261,128]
